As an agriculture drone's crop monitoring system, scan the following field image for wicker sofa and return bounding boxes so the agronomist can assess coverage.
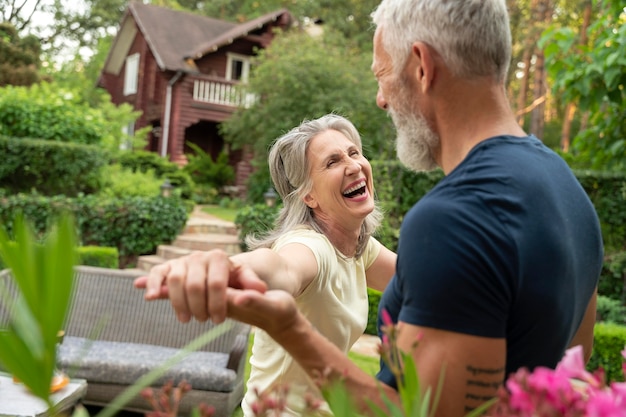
[1,266,250,417]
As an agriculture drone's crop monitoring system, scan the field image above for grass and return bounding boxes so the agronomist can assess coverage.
[200,205,239,222]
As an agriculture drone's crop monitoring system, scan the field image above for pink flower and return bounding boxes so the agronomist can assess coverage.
[381,308,393,327]
[585,389,626,417]
[556,345,599,386]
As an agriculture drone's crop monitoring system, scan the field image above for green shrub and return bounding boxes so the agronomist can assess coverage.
[76,246,119,268]
[575,170,626,253]
[116,150,195,200]
[596,295,626,325]
[588,322,626,382]
[0,83,105,144]
[98,164,162,198]
[599,251,626,302]
[0,135,108,196]
[366,288,382,336]
[0,194,188,267]
[183,143,235,189]
[234,204,279,251]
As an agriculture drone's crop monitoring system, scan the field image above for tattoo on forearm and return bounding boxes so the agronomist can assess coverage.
[463,365,504,412]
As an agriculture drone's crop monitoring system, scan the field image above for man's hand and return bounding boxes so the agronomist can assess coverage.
[133,250,267,324]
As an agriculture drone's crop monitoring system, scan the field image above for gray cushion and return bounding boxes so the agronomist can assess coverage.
[57,336,237,392]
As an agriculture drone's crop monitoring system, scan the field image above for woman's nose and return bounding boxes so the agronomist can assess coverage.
[345,159,362,175]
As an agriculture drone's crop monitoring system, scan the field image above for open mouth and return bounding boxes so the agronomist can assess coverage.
[343,181,367,198]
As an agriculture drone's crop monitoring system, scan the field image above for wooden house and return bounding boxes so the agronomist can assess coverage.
[97,2,292,193]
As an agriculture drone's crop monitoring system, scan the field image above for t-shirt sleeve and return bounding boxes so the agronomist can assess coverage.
[396,196,514,338]
[272,229,334,294]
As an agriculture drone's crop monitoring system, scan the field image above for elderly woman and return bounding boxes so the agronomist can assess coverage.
[137,114,396,416]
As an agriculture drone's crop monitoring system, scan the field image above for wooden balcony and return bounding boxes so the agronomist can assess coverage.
[192,79,256,108]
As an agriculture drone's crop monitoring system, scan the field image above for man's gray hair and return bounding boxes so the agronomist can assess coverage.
[371,0,512,83]
[246,114,383,258]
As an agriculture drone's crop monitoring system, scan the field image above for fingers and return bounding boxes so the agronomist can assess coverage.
[136,250,271,325]
[225,288,298,333]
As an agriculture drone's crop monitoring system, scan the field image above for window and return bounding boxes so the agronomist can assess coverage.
[226,53,250,82]
[124,53,140,95]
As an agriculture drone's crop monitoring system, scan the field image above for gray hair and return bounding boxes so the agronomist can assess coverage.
[246,114,383,258]
[371,0,512,83]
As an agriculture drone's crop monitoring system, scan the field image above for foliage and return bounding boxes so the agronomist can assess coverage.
[598,251,626,303]
[221,28,395,198]
[0,22,41,87]
[540,0,626,171]
[575,170,626,253]
[596,295,626,325]
[97,164,163,198]
[0,135,108,196]
[0,213,77,407]
[589,322,626,383]
[0,194,188,266]
[0,82,140,151]
[183,143,235,188]
[0,244,119,270]
[366,288,382,336]
[234,204,279,251]
[116,150,195,199]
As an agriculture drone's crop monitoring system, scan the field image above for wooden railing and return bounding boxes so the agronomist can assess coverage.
[192,80,256,108]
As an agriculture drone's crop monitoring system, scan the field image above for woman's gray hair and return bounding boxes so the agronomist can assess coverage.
[246,114,383,258]
[371,0,512,83]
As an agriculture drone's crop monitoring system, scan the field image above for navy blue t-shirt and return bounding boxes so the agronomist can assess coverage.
[377,135,603,388]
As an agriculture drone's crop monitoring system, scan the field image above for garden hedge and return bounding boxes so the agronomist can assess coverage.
[0,135,108,196]
[0,194,188,267]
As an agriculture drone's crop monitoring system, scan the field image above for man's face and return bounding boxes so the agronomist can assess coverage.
[372,28,440,172]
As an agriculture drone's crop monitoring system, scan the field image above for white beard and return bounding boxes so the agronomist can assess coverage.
[388,106,440,172]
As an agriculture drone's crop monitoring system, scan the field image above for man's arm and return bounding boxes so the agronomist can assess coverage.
[568,288,598,363]
[226,288,504,417]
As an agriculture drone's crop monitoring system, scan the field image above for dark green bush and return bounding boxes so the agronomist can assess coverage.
[575,170,626,253]
[588,322,626,382]
[599,251,626,302]
[0,194,188,267]
[183,143,235,189]
[0,135,108,196]
[596,295,626,324]
[366,288,382,335]
[234,204,279,251]
[0,244,119,270]
[76,246,119,269]
[115,150,194,199]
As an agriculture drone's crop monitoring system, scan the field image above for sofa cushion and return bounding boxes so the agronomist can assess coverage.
[57,336,237,392]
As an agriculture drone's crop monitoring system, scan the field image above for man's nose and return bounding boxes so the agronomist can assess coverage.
[376,87,388,110]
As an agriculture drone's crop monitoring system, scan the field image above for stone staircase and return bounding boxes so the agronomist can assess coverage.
[136,207,241,271]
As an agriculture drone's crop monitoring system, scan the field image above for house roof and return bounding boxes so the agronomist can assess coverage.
[105,2,291,74]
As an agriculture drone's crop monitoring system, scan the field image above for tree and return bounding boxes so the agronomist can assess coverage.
[220,29,395,201]
[0,22,41,86]
[540,0,626,170]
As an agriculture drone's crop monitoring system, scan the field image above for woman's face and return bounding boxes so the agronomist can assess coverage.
[303,129,375,230]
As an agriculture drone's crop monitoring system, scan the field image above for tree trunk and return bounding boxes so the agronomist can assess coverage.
[560,0,593,152]
[529,0,552,139]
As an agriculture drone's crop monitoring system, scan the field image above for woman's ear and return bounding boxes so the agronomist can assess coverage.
[303,193,318,209]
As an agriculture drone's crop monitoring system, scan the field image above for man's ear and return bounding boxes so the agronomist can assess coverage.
[303,193,318,209]
[411,41,436,93]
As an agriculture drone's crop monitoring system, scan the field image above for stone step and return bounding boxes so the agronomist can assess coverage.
[184,219,238,235]
[172,233,241,254]
[136,254,167,271]
[157,244,193,260]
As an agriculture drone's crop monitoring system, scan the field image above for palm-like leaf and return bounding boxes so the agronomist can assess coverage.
[0,213,77,405]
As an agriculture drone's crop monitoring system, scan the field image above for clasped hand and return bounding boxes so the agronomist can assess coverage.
[133,250,298,333]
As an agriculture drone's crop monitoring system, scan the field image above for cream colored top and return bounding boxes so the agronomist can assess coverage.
[241,227,382,417]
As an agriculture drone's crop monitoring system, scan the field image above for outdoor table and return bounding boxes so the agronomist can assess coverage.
[0,372,87,417]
